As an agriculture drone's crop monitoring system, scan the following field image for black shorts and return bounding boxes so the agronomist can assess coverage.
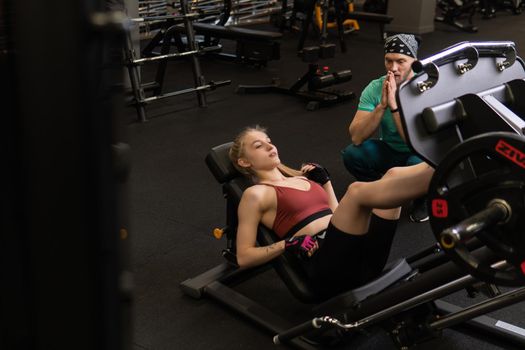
[305,214,398,300]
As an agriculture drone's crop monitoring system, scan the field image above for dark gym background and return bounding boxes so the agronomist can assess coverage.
[3,1,525,350]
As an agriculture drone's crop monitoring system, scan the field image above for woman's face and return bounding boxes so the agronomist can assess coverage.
[238,130,280,171]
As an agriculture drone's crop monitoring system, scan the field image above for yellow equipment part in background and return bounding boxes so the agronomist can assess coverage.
[314,1,359,31]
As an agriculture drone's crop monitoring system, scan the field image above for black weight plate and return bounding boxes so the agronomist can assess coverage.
[428,132,525,286]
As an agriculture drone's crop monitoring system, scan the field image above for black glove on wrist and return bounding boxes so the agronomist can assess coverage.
[305,163,330,185]
[285,235,317,259]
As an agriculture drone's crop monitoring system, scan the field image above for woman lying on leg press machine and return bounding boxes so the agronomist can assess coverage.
[229,125,434,300]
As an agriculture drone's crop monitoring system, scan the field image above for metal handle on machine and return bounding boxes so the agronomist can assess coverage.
[456,46,479,74]
[413,41,516,74]
[415,62,439,93]
[439,199,511,249]
[496,45,517,71]
[412,41,516,93]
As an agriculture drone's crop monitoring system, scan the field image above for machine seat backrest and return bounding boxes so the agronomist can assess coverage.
[205,142,239,184]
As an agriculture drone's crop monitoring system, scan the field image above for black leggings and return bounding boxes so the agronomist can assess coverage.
[306,214,398,300]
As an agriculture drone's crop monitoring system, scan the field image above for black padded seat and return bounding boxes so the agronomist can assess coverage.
[206,142,412,305]
[205,142,238,184]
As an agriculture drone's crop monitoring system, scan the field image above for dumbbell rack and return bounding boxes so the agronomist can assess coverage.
[125,0,231,122]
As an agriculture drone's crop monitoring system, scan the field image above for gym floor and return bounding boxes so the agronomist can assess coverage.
[128,11,525,350]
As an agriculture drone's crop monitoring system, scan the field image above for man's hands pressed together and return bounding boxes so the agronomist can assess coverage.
[381,71,398,111]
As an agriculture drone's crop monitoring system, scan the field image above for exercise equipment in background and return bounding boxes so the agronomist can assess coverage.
[237,44,355,110]
[282,0,392,52]
[480,0,524,18]
[139,0,288,29]
[141,0,282,67]
[435,0,480,32]
[124,1,232,122]
[314,0,359,36]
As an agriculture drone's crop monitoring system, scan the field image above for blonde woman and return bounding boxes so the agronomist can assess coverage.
[229,126,433,300]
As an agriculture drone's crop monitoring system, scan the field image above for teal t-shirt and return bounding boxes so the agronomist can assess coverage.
[357,76,410,153]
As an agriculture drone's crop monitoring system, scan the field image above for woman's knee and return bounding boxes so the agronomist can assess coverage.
[344,181,364,200]
[383,166,401,179]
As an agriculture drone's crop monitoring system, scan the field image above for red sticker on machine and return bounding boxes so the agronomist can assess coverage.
[495,139,525,169]
[521,261,525,275]
[432,199,448,218]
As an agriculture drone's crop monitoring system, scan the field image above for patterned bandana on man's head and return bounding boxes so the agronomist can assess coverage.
[384,34,418,58]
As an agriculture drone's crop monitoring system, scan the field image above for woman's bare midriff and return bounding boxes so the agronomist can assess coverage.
[293,214,332,237]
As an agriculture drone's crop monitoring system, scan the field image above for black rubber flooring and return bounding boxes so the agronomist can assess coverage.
[128,10,525,350]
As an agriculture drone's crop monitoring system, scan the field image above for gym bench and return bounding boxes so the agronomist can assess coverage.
[155,22,282,66]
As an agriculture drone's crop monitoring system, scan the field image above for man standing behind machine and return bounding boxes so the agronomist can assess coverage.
[341,34,428,222]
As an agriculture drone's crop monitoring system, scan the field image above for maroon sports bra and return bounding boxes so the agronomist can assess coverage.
[262,178,332,238]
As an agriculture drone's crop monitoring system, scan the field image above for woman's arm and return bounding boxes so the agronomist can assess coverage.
[236,188,285,269]
[301,163,339,212]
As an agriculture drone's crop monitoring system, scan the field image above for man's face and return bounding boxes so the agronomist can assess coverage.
[384,53,416,86]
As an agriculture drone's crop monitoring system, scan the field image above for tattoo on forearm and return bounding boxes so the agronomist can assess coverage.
[266,243,278,254]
